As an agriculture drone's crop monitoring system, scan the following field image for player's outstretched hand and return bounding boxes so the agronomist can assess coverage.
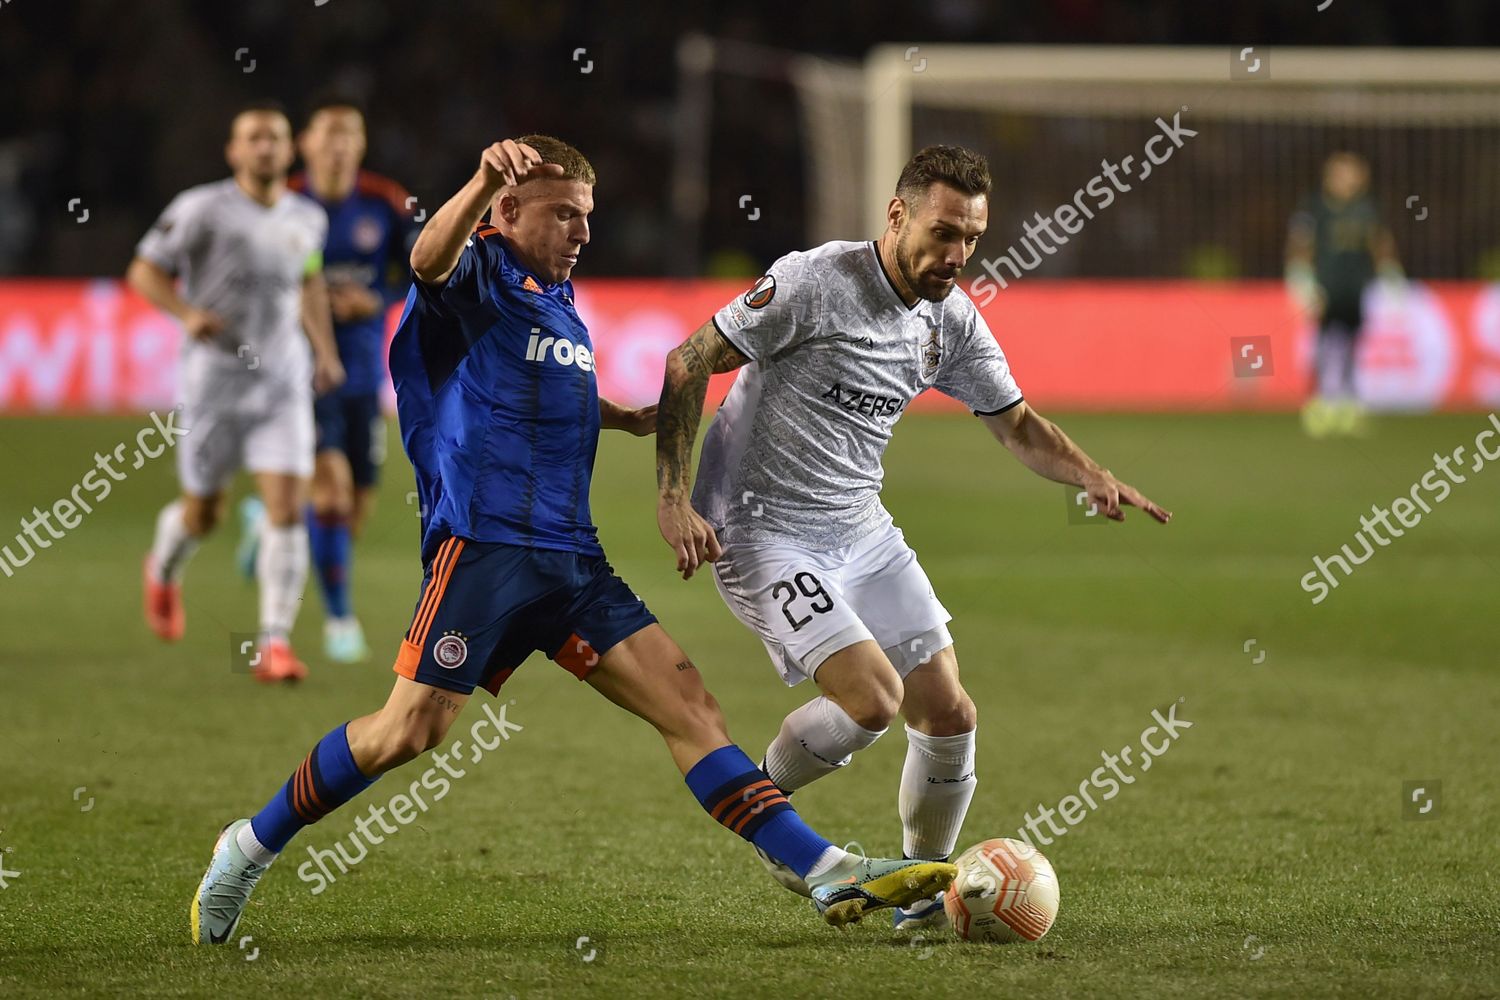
[478,140,565,192]
[182,307,225,342]
[658,497,723,580]
[1080,471,1172,524]
[620,404,658,437]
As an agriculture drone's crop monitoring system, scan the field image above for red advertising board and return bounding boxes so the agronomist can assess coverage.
[1,278,1497,413]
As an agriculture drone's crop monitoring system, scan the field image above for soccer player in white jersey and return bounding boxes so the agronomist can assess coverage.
[128,102,345,682]
[655,145,1172,930]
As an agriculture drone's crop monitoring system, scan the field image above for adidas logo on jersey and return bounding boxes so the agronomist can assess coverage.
[525,328,595,372]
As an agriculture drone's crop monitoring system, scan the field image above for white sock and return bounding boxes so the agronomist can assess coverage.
[236,821,278,866]
[257,522,309,643]
[149,500,200,582]
[805,845,850,879]
[899,725,977,860]
[763,696,886,793]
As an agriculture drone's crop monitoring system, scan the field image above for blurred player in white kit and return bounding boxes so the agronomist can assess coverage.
[127,102,344,682]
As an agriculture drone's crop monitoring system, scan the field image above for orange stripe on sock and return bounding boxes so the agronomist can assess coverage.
[302,761,327,817]
[292,760,313,821]
[728,791,789,834]
[711,779,772,822]
[721,786,778,830]
[289,764,303,818]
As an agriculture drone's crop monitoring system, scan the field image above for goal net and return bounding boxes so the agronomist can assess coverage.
[792,45,1500,280]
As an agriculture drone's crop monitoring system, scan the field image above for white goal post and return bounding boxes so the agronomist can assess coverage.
[827,46,1500,275]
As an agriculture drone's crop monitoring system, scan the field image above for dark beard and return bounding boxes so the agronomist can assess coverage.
[895,228,956,302]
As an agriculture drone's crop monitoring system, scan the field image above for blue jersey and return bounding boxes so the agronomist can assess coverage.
[390,224,602,561]
[291,170,414,396]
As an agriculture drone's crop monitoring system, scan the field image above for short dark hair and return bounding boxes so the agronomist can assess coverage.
[895,145,991,204]
[230,100,290,136]
[305,91,365,125]
[516,134,596,185]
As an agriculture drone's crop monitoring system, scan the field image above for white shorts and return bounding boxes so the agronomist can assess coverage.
[175,393,315,497]
[712,517,953,687]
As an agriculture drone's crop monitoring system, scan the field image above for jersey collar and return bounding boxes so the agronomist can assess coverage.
[493,233,575,302]
[868,240,918,312]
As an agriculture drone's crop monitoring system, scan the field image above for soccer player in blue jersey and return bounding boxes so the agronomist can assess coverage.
[192,136,955,943]
[238,97,415,662]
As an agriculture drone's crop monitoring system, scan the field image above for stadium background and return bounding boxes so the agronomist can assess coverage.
[5,0,1500,414]
[3,3,1499,998]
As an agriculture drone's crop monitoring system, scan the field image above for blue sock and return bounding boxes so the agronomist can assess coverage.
[684,744,832,878]
[249,723,376,853]
[306,506,352,618]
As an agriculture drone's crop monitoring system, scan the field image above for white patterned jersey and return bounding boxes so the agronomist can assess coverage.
[135,178,326,409]
[693,239,1023,550]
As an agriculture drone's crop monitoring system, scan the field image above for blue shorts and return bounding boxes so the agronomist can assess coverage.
[394,536,659,696]
[314,392,385,487]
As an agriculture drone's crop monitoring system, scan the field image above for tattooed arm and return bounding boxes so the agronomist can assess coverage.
[655,320,750,579]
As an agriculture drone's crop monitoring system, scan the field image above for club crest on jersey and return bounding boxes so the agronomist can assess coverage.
[434,631,469,669]
[921,324,943,380]
[352,215,385,254]
[743,274,776,309]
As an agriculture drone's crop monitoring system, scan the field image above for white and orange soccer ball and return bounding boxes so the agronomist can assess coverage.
[943,838,1060,943]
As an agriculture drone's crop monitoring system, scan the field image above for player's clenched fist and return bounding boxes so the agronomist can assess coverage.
[478,140,565,192]
[657,498,723,580]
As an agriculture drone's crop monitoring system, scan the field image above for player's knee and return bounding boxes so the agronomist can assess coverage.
[183,496,222,535]
[368,715,451,773]
[311,496,352,522]
[663,682,729,745]
[926,691,977,736]
[903,680,977,735]
[839,679,903,732]
[696,688,729,740]
[373,730,435,772]
[311,477,354,520]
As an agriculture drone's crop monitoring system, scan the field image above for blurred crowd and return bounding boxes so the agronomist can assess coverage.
[4,0,1497,278]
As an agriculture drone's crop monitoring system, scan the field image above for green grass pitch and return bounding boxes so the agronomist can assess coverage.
[1,411,1496,997]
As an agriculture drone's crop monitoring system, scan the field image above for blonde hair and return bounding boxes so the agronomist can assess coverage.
[516,134,596,185]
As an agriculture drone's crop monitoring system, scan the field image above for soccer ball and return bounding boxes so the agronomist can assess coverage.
[943,838,1060,943]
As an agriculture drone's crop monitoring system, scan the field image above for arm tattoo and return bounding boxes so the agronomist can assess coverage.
[427,688,463,714]
[656,323,747,498]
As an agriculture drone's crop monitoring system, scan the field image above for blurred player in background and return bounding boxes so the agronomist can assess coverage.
[656,144,1170,932]
[238,96,415,663]
[1285,151,1404,438]
[191,136,955,947]
[128,102,344,682]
